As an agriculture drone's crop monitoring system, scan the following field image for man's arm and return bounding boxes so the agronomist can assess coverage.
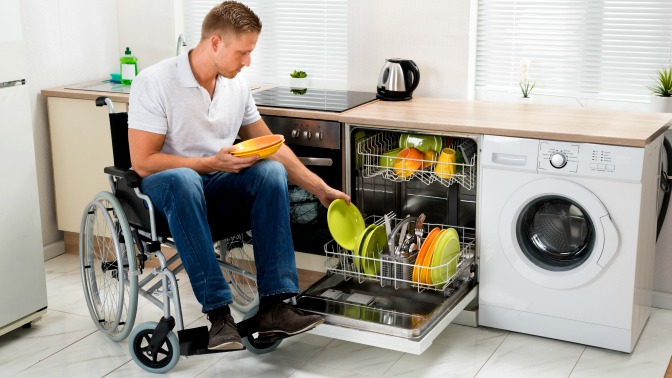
[128,129,258,178]
[238,119,350,207]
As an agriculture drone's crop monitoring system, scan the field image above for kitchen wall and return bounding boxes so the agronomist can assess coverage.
[20,0,120,259]
[348,0,474,99]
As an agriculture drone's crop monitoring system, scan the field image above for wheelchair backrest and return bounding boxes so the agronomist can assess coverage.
[109,112,132,169]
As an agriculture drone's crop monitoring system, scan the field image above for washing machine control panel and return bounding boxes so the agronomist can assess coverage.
[537,140,645,181]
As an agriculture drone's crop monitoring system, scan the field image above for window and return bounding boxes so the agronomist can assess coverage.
[475,0,672,105]
[183,1,348,89]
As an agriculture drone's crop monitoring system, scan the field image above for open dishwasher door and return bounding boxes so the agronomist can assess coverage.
[295,126,480,355]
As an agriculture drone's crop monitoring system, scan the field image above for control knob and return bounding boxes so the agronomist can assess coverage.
[303,130,312,140]
[550,151,568,168]
[291,129,301,139]
[315,131,324,140]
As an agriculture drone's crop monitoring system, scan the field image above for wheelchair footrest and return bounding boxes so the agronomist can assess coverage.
[178,326,244,356]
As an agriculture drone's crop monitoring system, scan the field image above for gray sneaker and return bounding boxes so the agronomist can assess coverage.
[255,302,324,338]
[208,313,244,351]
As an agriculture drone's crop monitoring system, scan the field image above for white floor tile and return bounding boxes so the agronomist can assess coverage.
[288,362,373,378]
[0,311,95,377]
[475,331,585,378]
[44,253,80,281]
[308,339,404,377]
[197,352,305,378]
[384,324,508,378]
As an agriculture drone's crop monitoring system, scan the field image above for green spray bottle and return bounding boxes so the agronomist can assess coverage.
[120,47,138,85]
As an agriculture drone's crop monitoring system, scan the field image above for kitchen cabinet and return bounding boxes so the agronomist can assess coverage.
[46,96,127,232]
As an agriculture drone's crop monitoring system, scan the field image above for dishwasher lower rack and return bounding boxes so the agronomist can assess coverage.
[323,215,476,295]
[357,131,477,190]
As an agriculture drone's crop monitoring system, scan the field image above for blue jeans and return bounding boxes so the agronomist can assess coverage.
[140,160,299,313]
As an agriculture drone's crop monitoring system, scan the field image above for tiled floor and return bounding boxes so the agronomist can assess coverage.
[2,253,672,377]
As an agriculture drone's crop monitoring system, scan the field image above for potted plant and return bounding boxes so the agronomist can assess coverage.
[289,70,308,90]
[519,59,536,103]
[648,65,672,113]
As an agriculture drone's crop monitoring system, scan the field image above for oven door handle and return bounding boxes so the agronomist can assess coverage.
[298,157,333,167]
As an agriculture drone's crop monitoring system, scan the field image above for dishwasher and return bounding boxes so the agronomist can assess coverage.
[295,124,480,354]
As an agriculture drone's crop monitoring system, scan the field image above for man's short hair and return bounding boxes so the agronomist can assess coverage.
[201,1,262,40]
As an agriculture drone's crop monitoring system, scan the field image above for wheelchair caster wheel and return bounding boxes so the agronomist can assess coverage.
[129,322,180,373]
[241,305,281,355]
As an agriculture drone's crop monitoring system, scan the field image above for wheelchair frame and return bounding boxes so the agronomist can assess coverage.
[78,97,280,374]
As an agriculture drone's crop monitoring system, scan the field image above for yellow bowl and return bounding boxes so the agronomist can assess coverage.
[231,135,285,155]
[232,141,283,159]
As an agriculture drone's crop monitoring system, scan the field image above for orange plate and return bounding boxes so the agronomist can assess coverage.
[421,229,446,284]
[231,134,285,155]
[412,227,440,283]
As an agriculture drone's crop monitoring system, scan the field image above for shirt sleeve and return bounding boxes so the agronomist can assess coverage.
[241,85,261,127]
[128,74,169,135]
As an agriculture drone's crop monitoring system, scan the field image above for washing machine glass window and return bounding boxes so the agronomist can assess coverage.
[516,195,595,271]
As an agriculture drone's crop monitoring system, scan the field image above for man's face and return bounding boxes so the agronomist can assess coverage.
[213,32,258,79]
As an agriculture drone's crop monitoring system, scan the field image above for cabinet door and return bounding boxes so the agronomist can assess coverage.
[47,97,128,232]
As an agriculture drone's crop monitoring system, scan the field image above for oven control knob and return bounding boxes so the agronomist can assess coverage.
[550,151,568,168]
[291,129,300,139]
[316,131,324,140]
[303,130,312,140]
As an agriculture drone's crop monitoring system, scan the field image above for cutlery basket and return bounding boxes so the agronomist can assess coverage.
[380,250,418,289]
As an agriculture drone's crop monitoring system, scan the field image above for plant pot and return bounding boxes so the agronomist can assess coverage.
[650,95,672,113]
[290,77,308,89]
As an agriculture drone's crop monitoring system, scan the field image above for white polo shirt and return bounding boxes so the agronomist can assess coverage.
[128,50,261,158]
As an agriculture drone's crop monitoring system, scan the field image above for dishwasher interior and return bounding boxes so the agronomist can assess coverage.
[296,125,479,350]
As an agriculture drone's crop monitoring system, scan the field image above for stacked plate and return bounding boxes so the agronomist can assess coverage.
[231,134,285,159]
[327,200,384,275]
[412,227,461,289]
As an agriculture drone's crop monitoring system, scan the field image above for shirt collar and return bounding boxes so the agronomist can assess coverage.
[177,49,199,88]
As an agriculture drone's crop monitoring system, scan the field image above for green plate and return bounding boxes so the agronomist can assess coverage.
[430,231,460,288]
[327,199,365,251]
[354,224,377,272]
[360,225,386,276]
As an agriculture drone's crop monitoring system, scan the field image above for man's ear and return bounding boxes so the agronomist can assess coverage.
[210,34,222,52]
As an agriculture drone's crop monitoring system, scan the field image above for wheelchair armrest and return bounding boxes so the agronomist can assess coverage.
[104,166,143,188]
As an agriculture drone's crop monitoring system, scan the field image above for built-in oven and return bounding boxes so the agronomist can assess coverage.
[263,114,343,255]
[253,87,378,255]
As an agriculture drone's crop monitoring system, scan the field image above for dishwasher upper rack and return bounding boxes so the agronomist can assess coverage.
[357,131,477,190]
[324,215,476,294]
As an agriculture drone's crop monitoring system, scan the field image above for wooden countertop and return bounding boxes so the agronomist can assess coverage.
[340,97,672,147]
[42,85,672,147]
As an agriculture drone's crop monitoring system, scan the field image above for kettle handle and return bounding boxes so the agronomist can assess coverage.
[400,60,420,93]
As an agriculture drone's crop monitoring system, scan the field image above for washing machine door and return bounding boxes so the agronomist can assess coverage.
[499,178,619,289]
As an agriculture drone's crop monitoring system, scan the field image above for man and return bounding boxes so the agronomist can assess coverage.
[128,1,350,351]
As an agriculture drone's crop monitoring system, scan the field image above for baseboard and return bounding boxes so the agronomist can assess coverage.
[652,290,672,310]
[43,240,64,261]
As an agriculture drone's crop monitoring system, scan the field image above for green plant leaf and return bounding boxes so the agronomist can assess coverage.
[648,66,672,97]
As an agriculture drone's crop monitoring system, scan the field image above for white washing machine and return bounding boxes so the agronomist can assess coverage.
[478,135,662,352]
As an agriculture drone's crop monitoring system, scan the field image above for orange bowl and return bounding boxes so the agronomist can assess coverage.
[233,141,283,159]
[231,134,285,155]
[393,147,423,178]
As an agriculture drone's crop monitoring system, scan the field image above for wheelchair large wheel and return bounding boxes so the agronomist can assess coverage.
[129,321,180,374]
[241,305,281,354]
[80,191,138,342]
[216,236,259,313]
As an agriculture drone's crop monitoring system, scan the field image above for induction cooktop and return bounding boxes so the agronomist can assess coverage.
[252,87,377,113]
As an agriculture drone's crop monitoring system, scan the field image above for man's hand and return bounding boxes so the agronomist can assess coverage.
[316,186,351,208]
[205,145,259,173]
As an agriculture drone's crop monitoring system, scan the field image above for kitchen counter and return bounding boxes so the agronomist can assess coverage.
[41,84,342,122]
[42,84,672,147]
[341,97,672,147]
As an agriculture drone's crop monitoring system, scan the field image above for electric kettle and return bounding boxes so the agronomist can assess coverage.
[376,58,420,101]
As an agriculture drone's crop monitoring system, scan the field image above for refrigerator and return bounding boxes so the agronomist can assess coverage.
[0,0,48,337]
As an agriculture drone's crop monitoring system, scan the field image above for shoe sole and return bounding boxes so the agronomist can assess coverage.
[257,318,324,338]
[208,340,245,351]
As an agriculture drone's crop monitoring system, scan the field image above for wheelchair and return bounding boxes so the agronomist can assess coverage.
[78,97,283,373]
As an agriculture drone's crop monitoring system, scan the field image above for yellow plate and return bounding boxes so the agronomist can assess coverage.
[360,225,386,276]
[430,231,460,288]
[327,199,365,251]
[354,224,377,272]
